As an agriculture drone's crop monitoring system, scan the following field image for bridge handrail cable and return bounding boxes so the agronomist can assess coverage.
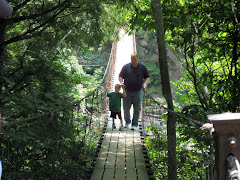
[144,90,203,129]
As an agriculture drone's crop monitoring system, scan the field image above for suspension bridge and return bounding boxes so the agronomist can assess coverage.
[1,29,239,180]
[90,30,152,180]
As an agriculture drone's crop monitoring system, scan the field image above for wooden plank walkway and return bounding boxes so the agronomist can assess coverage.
[90,30,153,180]
[90,119,150,180]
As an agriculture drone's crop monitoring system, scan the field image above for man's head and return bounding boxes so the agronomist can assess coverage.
[131,53,139,67]
[115,84,121,93]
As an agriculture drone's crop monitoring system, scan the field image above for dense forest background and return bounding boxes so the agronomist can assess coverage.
[0,0,239,179]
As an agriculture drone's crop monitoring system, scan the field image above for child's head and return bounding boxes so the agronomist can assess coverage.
[115,84,121,93]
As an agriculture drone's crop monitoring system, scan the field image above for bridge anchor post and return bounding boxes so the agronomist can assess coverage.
[208,113,240,180]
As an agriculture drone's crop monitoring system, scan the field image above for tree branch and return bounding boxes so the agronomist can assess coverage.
[0,6,65,47]
[8,0,69,25]
[13,0,32,12]
[7,44,31,78]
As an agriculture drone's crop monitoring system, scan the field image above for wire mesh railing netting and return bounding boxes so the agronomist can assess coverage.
[1,88,105,179]
[141,91,215,180]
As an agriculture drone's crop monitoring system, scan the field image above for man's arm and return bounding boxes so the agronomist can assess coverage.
[122,85,127,97]
[142,77,150,90]
[119,77,124,86]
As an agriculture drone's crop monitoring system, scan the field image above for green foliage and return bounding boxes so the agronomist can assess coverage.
[145,62,160,85]
[127,0,154,31]
[126,0,240,113]
[0,1,133,179]
[145,126,168,179]
[1,111,102,179]
[165,0,240,113]
[145,125,215,180]
[0,0,132,119]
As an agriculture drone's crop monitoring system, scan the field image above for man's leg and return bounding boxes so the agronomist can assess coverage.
[119,118,123,130]
[123,93,132,125]
[132,89,143,127]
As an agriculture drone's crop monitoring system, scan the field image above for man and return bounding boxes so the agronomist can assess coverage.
[119,53,150,130]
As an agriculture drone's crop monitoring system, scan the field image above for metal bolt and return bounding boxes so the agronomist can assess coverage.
[228,136,237,148]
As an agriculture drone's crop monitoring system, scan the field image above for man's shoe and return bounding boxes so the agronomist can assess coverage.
[124,123,130,128]
[131,126,138,130]
[112,124,116,129]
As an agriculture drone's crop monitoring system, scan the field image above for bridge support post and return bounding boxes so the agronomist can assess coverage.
[208,113,240,180]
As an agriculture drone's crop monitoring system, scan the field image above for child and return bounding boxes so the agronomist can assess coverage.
[107,84,126,130]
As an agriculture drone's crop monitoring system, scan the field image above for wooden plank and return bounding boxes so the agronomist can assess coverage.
[105,134,117,168]
[125,136,135,169]
[117,140,125,148]
[137,166,149,180]
[94,157,106,169]
[105,153,116,168]
[116,151,125,168]
[107,120,113,128]
[95,144,109,169]
[133,136,141,143]
[102,168,115,180]
[126,168,137,180]
[90,167,104,180]
[126,142,134,150]
[106,126,113,133]
[115,168,126,180]
[133,131,141,138]
[116,135,126,168]
[126,133,134,141]
[102,136,111,146]
[90,118,150,180]
[134,143,146,168]
[98,147,109,158]
[109,140,117,151]
[126,151,135,169]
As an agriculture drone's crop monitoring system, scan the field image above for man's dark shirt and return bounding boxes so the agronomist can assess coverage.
[119,62,150,92]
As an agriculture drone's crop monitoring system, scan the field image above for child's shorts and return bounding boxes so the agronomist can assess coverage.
[110,111,122,119]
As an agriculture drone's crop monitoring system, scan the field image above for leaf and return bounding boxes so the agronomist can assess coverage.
[44,92,54,100]
[162,113,168,119]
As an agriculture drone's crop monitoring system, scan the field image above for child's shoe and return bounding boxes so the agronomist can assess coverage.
[119,124,124,131]
[112,124,116,129]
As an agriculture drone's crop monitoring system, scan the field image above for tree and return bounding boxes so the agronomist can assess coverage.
[167,0,240,113]
[152,0,177,179]
[0,0,129,114]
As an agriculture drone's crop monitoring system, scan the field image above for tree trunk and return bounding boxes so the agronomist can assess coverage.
[0,18,6,108]
[152,0,177,179]
[0,19,5,63]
